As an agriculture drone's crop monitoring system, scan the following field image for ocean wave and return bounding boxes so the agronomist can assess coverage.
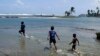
[73,27,96,31]
[0,27,13,29]
[25,35,42,44]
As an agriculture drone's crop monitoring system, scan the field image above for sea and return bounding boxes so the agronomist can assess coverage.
[0,17,100,56]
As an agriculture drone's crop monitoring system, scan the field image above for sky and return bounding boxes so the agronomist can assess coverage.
[0,0,100,15]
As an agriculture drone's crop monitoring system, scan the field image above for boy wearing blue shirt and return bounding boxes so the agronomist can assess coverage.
[48,26,60,50]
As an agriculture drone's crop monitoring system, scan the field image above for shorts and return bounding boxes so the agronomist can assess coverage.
[72,45,76,50]
[19,30,25,34]
[50,38,56,43]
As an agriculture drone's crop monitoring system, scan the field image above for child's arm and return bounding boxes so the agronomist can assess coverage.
[69,40,73,45]
[56,32,60,40]
[47,32,50,40]
[77,38,80,45]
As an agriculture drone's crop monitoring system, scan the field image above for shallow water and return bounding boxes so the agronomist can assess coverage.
[0,17,100,56]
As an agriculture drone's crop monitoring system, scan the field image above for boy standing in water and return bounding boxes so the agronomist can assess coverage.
[19,21,25,36]
[69,34,79,51]
[48,26,60,50]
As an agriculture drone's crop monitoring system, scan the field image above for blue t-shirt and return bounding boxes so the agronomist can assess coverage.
[49,30,56,39]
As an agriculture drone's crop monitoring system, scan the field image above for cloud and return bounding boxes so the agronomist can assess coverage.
[16,0,24,5]
[96,0,100,6]
[89,0,100,8]
[63,0,67,2]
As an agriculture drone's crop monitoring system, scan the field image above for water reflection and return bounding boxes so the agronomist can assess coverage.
[19,36,27,56]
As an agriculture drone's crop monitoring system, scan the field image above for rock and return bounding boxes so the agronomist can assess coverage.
[96,32,100,39]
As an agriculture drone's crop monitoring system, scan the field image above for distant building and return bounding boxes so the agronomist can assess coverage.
[79,14,86,17]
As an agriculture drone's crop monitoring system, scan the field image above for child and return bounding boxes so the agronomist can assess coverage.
[19,21,25,36]
[69,33,79,51]
[47,26,60,50]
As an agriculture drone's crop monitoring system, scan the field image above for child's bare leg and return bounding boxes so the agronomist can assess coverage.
[23,32,25,36]
[72,45,74,51]
[72,45,76,51]
[19,30,21,34]
[74,45,76,50]
[54,43,57,50]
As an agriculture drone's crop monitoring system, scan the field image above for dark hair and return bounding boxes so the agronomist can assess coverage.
[51,26,54,30]
[73,33,76,37]
[21,21,24,24]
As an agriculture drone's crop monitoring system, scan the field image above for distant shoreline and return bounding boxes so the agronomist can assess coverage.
[0,15,78,18]
[0,14,99,18]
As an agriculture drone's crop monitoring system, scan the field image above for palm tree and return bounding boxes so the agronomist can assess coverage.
[64,7,75,16]
[90,10,93,16]
[96,7,99,10]
[96,7,100,16]
[65,11,70,16]
[65,11,67,16]
[70,7,75,14]
[87,10,91,16]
